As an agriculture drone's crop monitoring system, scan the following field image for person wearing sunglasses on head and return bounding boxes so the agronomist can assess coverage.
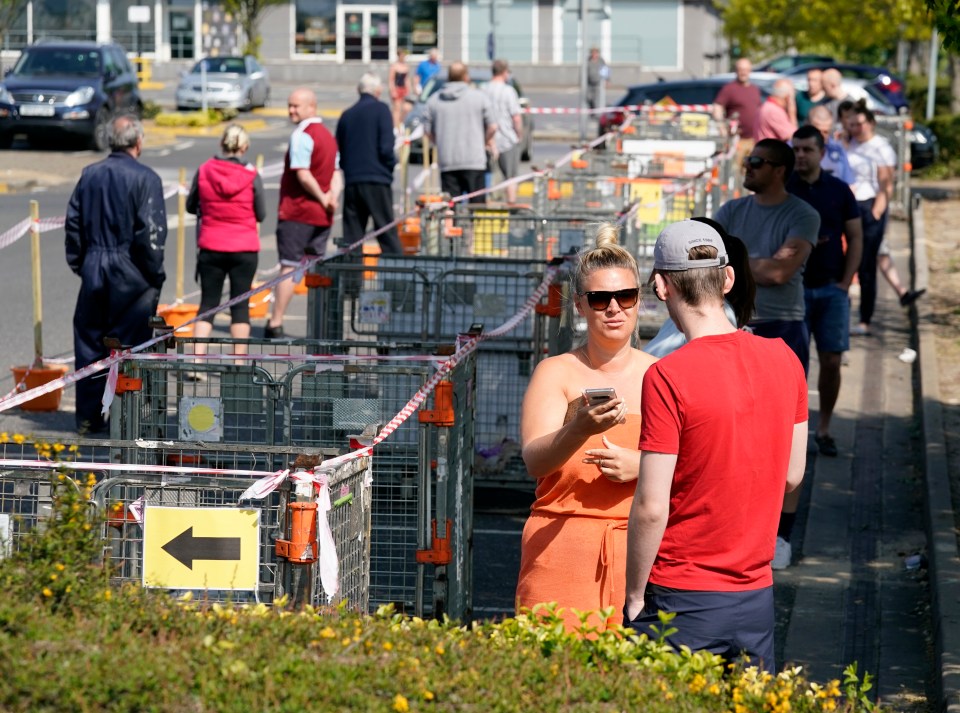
[714,138,819,572]
[516,223,658,633]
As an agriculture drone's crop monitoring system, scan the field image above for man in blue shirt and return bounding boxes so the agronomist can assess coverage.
[415,49,441,95]
[808,105,855,185]
[787,125,862,460]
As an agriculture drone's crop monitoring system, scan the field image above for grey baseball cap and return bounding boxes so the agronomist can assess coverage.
[652,219,729,271]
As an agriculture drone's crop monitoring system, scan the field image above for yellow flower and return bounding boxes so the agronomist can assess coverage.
[103,590,112,601]
[12,434,25,444]
[42,588,53,597]
[392,694,410,712]
[383,642,394,651]
[53,443,65,453]
[341,637,351,646]
[434,644,445,656]
[86,473,96,486]
[54,563,65,571]
[0,432,8,443]
[422,690,435,701]
[708,684,721,696]
[49,574,58,581]
[320,627,336,639]
[69,444,79,453]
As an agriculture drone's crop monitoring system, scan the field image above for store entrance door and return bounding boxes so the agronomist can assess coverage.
[169,9,195,59]
[337,5,395,62]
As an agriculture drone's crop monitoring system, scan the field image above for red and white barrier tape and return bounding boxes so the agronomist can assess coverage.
[522,103,714,116]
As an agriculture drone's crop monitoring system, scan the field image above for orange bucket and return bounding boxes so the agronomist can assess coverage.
[9,362,70,411]
[157,303,199,337]
[399,218,421,255]
[248,282,271,319]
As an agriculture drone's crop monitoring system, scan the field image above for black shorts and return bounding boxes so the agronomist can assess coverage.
[440,170,487,204]
[276,220,331,266]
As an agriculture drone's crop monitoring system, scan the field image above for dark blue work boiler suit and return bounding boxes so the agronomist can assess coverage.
[65,151,167,432]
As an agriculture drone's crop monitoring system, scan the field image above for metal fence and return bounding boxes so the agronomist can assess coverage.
[0,439,372,611]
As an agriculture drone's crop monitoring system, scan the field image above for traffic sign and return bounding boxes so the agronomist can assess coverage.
[143,507,260,590]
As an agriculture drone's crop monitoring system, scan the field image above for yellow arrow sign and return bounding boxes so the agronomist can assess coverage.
[143,507,260,591]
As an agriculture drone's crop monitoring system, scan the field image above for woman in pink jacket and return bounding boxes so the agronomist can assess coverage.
[186,124,266,356]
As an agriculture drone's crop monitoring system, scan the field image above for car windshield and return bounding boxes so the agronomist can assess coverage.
[192,58,247,74]
[13,49,101,77]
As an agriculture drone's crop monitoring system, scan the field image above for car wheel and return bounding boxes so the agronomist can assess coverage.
[0,132,11,150]
[90,108,111,151]
[243,91,254,112]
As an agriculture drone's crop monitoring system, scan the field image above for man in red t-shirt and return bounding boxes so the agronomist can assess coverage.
[624,220,808,672]
[713,58,763,142]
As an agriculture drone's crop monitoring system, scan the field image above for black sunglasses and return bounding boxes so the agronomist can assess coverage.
[743,156,782,169]
[579,288,640,311]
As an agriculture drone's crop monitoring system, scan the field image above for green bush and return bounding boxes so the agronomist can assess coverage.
[905,74,951,120]
[154,108,240,128]
[141,100,163,120]
[0,439,881,713]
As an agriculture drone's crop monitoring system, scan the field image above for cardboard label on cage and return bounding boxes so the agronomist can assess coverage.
[143,507,260,590]
[359,290,391,324]
[179,397,223,441]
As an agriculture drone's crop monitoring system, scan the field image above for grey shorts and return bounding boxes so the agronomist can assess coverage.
[276,220,331,267]
[497,143,521,180]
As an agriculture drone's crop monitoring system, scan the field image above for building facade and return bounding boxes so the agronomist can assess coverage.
[1,0,724,82]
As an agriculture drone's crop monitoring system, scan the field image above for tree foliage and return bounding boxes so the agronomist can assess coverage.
[0,0,27,42]
[222,0,287,57]
[719,0,933,60]
[925,0,960,50]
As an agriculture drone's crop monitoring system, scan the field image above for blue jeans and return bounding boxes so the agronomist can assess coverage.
[805,283,851,354]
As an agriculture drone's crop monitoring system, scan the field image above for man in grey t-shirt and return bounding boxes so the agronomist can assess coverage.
[482,58,523,203]
[423,61,497,203]
[715,138,820,574]
[714,138,820,373]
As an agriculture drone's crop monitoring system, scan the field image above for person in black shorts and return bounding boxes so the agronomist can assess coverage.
[186,124,266,358]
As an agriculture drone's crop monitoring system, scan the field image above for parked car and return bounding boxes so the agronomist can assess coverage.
[779,62,909,113]
[175,56,270,111]
[596,73,782,135]
[0,40,142,150]
[755,53,836,72]
[403,70,534,162]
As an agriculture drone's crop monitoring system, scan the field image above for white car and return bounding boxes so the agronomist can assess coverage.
[175,56,270,111]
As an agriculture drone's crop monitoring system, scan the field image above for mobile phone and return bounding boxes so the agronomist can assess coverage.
[583,387,617,405]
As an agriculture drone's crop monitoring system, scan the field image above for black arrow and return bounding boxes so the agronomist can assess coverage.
[161,527,241,570]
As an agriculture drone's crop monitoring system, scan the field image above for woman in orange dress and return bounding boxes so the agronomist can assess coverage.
[516,224,657,633]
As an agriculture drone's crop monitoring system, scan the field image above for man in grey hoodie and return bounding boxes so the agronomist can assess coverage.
[423,61,497,203]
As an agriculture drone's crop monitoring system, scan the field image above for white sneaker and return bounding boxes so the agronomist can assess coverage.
[771,537,792,570]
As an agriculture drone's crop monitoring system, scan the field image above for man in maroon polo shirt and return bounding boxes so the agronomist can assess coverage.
[713,58,763,144]
[266,87,340,338]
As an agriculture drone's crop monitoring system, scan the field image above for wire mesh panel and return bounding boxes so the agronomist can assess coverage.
[112,360,280,445]
[281,349,476,620]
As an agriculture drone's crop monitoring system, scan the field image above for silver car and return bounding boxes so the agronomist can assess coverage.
[175,56,269,111]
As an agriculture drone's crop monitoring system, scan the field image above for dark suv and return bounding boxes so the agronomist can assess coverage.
[0,41,142,150]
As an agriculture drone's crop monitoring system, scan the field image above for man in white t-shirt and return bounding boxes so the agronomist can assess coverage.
[482,59,523,203]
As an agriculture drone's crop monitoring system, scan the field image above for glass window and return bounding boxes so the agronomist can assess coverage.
[33,0,96,42]
[610,0,678,67]
[13,47,101,76]
[464,0,533,63]
[397,0,437,55]
[110,0,157,54]
[296,0,337,55]
[560,5,602,65]
[193,57,248,73]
